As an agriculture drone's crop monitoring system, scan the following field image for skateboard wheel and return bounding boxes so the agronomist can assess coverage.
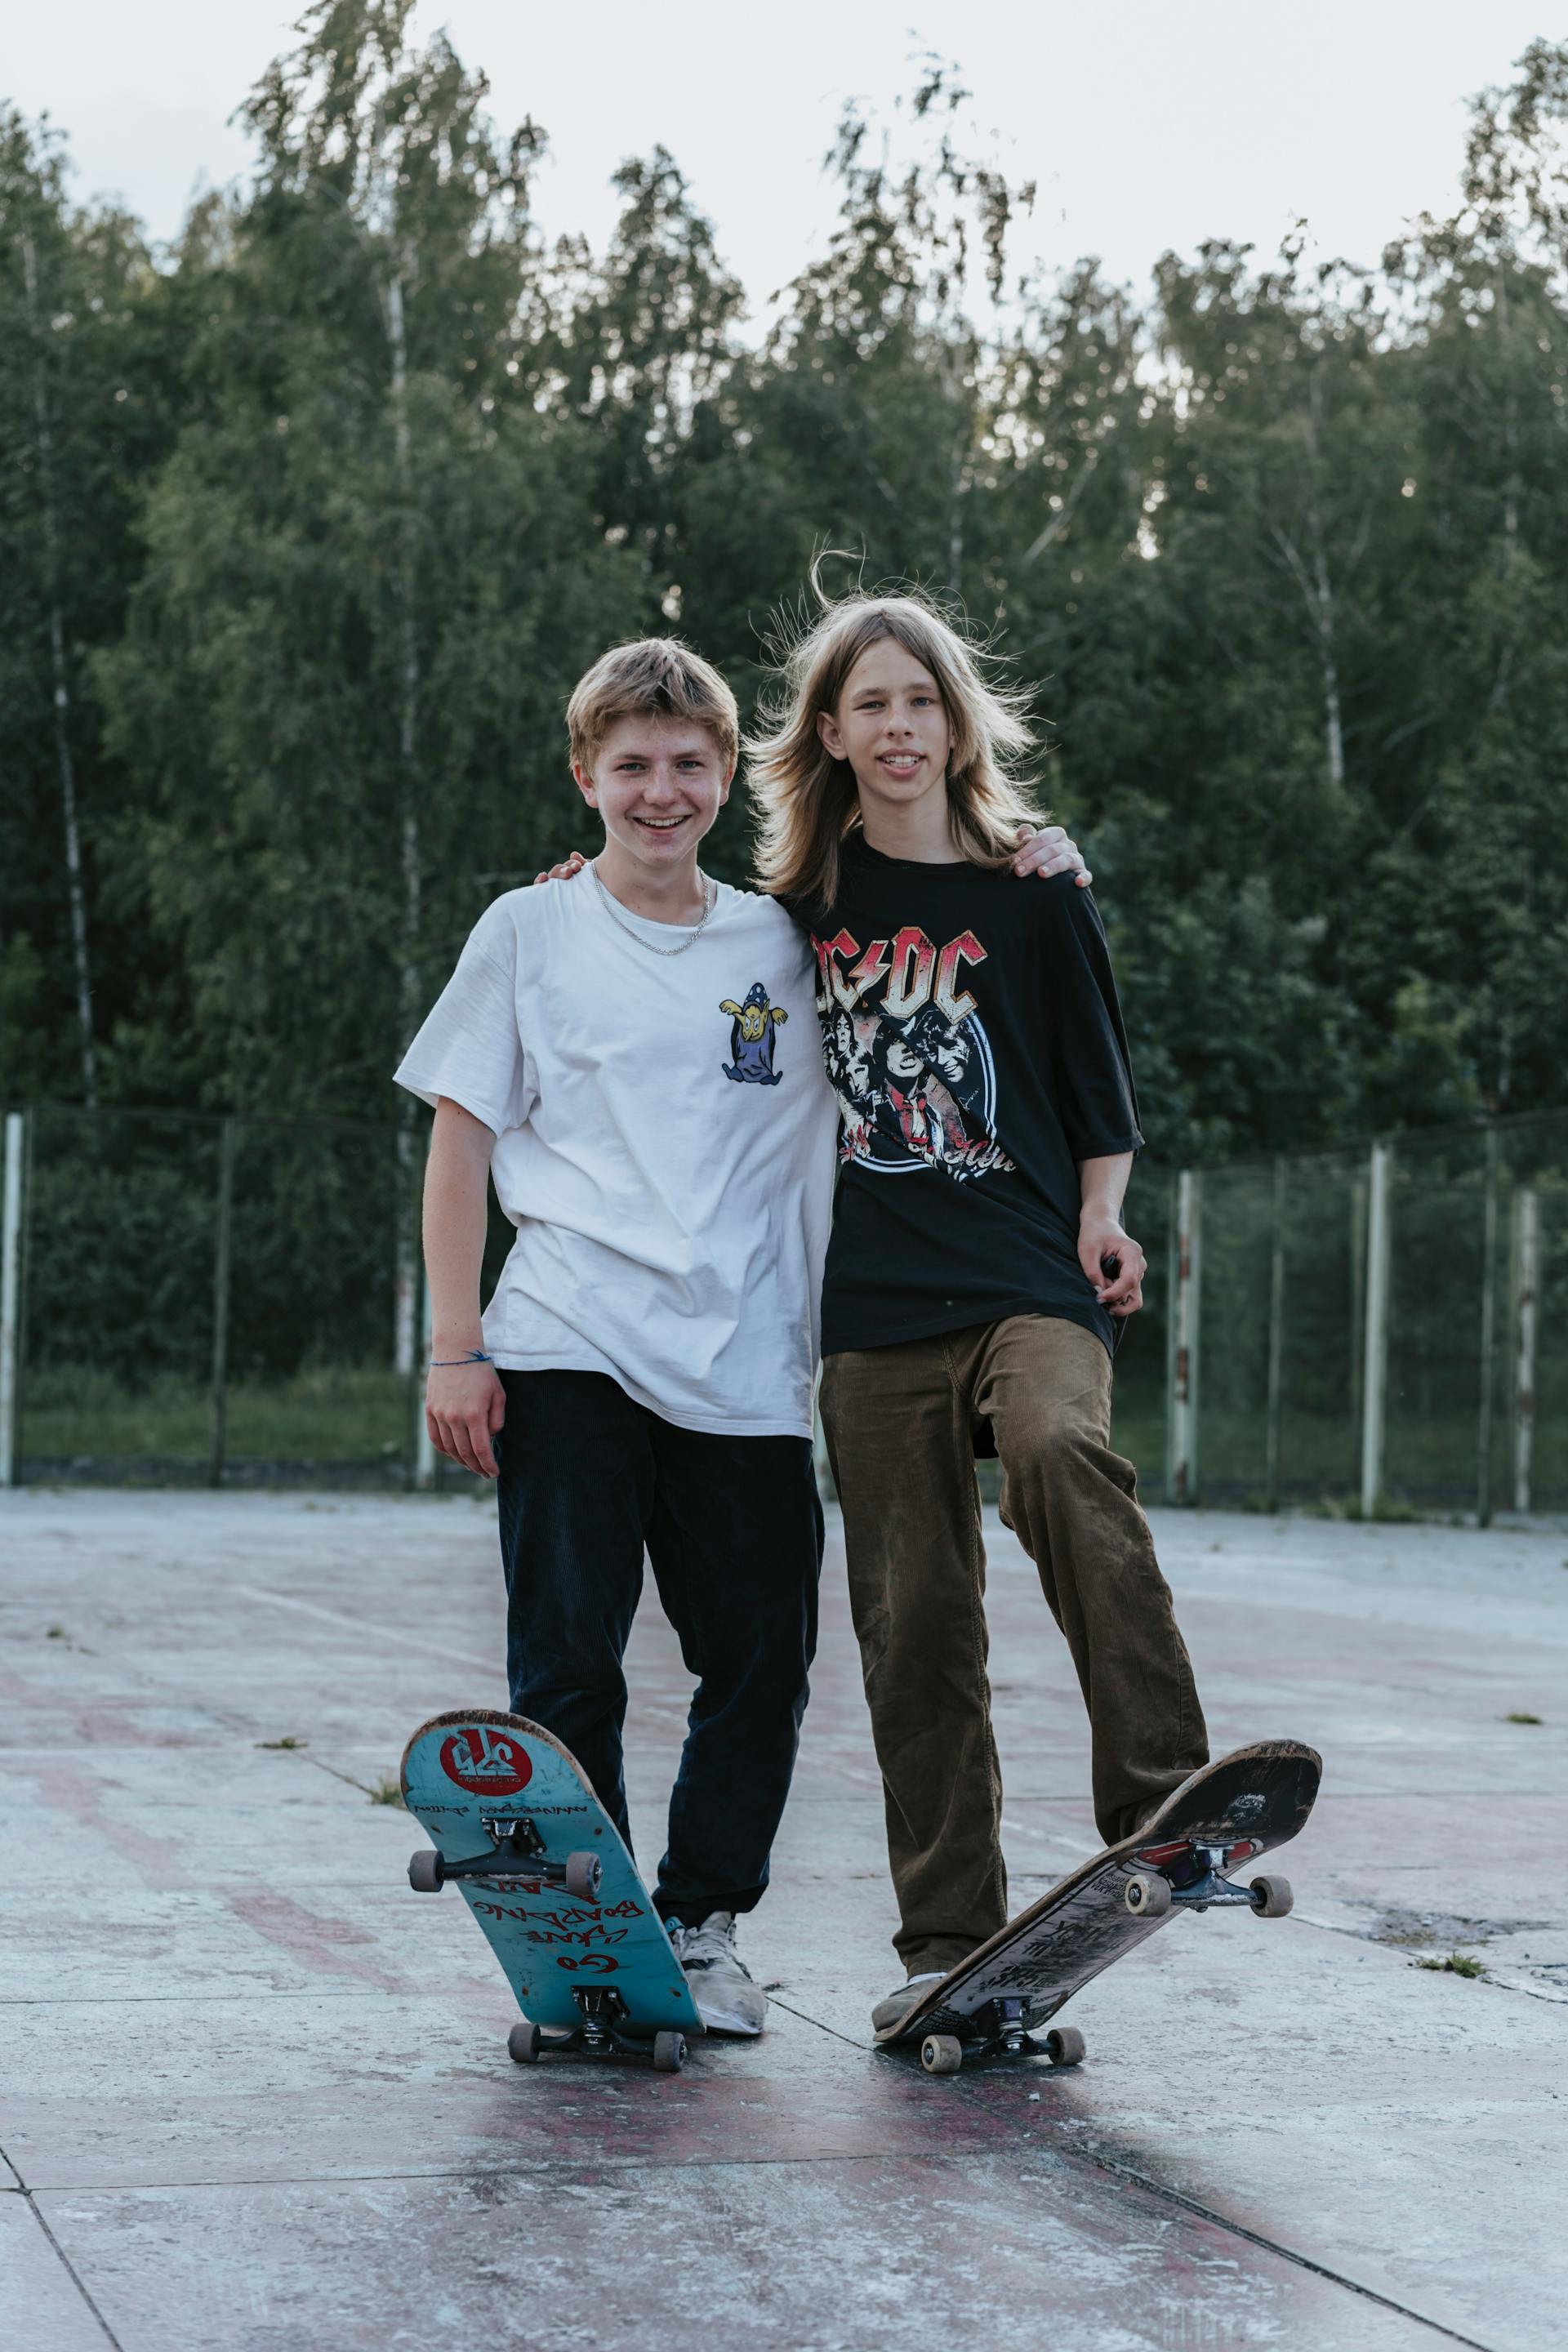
[1045,2026,1085,2068]
[920,2034,963,2076]
[653,2032,687,2073]
[408,1849,444,1894]
[564,1851,603,1902]
[1250,1873,1294,1918]
[508,2022,541,2065]
[1125,1870,1172,1918]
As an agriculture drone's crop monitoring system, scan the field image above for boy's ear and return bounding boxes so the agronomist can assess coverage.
[816,707,845,760]
[719,764,736,805]
[572,760,599,808]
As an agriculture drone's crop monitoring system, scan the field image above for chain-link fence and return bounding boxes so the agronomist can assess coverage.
[1,1100,1564,1514]
[0,1104,415,1487]
[1133,1112,1568,1517]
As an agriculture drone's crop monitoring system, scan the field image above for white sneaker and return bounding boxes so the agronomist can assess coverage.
[669,1911,767,2036]
[871,1971,945,2034]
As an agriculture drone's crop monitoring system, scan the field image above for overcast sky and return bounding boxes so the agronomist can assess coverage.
[7,4,1560,309]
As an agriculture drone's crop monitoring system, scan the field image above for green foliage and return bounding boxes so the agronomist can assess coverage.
[4,11,1568,1160]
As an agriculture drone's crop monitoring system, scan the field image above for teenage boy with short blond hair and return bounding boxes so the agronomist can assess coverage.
[395,639,838,2034]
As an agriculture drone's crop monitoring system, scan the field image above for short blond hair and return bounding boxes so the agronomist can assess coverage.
[748,589,1043,907]
[566,637,740,774]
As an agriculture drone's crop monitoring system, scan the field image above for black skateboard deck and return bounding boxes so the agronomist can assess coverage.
[880,1740,1321,2075]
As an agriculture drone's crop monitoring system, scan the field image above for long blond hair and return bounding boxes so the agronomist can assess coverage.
[748,582,1044,906]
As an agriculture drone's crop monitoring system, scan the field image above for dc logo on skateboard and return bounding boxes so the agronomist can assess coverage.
[439,1726,532,1797]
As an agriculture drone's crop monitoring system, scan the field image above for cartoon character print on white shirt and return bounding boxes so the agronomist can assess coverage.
[719,981,789,1085]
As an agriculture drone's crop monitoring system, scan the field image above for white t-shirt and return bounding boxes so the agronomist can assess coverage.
[394,875,838,1438]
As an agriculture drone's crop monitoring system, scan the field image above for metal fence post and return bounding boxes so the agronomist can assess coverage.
[1476,1130,1500,1527]
[208,1118,236,1490]
[1167,1169,1201,1505]
[0,1111,24,1486]
[1348,1170,1367,1476]
[1163,1174,1177,1498]
[1360,1143,1392,1517]
[414,1259,436,1491]
[1264,1157,1286,1512]
[1512,1186,1539,1515]
[394,1116,419,1379]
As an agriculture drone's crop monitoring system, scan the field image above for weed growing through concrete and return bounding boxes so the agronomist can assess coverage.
[46,1625,67,1640]
[1415,1953,1486,1979]
[1505,1711,1544,1725]
[256,1735,309,1749]
[368,1775,407,1806]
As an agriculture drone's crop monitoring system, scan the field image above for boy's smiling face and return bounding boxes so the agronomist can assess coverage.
[574,715,733,878]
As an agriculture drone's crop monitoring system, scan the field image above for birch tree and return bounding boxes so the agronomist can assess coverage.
[0,109,172,1107]
[99,0,639,1136]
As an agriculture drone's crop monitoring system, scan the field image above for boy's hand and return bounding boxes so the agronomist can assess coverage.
[426,1360,506,1478]
[1080,1214,1145,1316]
[532,850,590,884]
[1013,824,1091,887]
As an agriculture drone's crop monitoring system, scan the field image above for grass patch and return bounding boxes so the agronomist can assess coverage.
[1415,1952,1486,1980]
[367,1774,406,1807]
[20,1361,412,1468]
[256,1735,309,1750]
[1505,1710,1544,1725]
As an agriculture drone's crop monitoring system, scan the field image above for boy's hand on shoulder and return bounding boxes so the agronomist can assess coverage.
[531,850,590,885]
[425,1359,507,1478]
[1012,824,1091,888]
[1080,1215,1145,1316]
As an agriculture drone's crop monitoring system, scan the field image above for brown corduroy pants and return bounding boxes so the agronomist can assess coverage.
[821,1314,1209,1975]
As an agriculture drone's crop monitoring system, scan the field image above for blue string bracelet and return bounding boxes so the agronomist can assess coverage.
[428,1350,495,1366]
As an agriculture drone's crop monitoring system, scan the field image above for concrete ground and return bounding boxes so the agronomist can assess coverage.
[2,1493,1565,2352]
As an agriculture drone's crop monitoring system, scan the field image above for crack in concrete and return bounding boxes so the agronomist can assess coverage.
[765,1975,1522,2352]
[1063,2147,1501,2352]
[5,2165,125,2351]
[18,2137,1499,2352]
[762,1993,1508,2350]
[1290,1907,1568,2001]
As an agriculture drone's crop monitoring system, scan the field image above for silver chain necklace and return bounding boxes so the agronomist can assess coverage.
[590,858,716,956]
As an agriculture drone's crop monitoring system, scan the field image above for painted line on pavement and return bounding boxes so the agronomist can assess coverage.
[234,1586,499,1678]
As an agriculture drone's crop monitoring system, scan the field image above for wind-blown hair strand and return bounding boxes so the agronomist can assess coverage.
[747,582,1044,906]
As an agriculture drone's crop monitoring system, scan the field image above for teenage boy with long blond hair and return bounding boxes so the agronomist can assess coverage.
[749,588,1211,2034]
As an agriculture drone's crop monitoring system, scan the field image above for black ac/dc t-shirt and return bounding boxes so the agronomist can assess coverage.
[787,835,1144,1361]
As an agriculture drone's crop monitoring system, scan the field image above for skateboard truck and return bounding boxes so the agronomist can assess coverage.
[918,2000,1087,2077]
[506,1988,690,2074]
[407,1815,604,1901]
[1124,1842,1294,1920]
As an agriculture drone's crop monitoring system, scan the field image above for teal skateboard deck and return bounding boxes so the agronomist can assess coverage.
[401,1708,703,2072]
[881,1739,1322,2076]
